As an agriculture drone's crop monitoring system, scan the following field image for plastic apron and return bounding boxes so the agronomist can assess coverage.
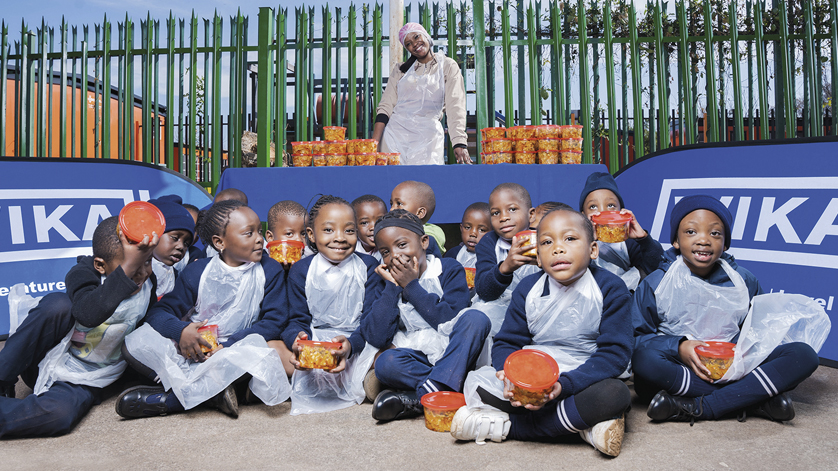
[719,293,831,383]
[152,258,176,297]
[7,283,43,335]
[355,240,382,262]
[655,256,750,342]
[594,242,640,291]
[34,279,152,394]
[173,249,190,273]
[125,257,291,409]
[455,247,477,269]
[381,53,446,165]
[391,255,450,364]
[290,254,378,415]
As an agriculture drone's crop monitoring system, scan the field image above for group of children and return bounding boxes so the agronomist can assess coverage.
[0,174,822,459]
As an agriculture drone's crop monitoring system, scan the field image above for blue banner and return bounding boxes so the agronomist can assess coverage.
[0,157,212,338]
[615,138,838,363]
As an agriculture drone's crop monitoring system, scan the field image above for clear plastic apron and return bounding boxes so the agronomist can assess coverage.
[655,256,749,341]
[355,240,382,262]
[173,249,190,273]
[391,255,450,364]
[152,258,176,297]
[455,246,477,269]
[35,279,152,394]
[290,254,378,415]
[594,242,640,291]
[126,257,290,409]
[381,53,446,165]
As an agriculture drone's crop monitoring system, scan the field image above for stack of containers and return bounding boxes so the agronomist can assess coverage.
[290,127,396,167]
[560,125,583,164]
[479,127,510,164]
[478,124,586,165]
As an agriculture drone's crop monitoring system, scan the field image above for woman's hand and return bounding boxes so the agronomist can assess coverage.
[454,147,472,165]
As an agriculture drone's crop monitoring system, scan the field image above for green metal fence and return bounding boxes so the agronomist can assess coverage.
[1,0,836,192]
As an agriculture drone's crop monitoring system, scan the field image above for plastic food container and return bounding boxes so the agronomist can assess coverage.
[267,240,305,264]
[561,137,583,151]
[560,150,582,164]
[197,324,220,353]
[515,229,537,256]
[312,154,327,167]
[310,141,325,155]
[119,201,166,243]
[323,140,347,155]
[482,138,513,153]
[538,150,559,165]
[386,152,401,165]
[538,138,560,152]
[696,341,736,380]
[495,152,514,164]
[293,154,313,167]
[327,154,348,167]
[503,349,560,407]
[515,138,537,153]
[346,140,356,154]
[291,141,312,155]
[464,267,476,289]
[354,139,378,153]
[562,125,583,138]
[375,153,388,166]
[515,151,537,165]
[355,152,376,166]
[297,339,341,370]
[535,124,561,139]
[346,153,356,166]
[516,126,537,139]
[481,127,507,140]
[591,211,632,243]
[480,152,495,165]
[322,126,346,141]
[420,391,466,432]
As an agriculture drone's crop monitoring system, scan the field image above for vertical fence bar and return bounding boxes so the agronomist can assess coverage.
[188,12,197,179]
[177,19,185,171]
[348,4,357,140]
[653,1,668,150]
[165,14,175,169]
[275,8,287,164]
[210,14,222,184]
[60,20,67,157]
[80,28,88,157]
[70,26,77,157]
[677,0,694,145]
[37,23,47,157]
[526,4,541,126]
[143,16,153,162]
[501,1,512,128]
[577,0,592,162]
[152,20,160,165]
[703,1,718,142]
[322,6,332,130]
[730,0,744,141]
[373,3,383,114]
[550,2,565,125]
[802,0,818,137]
[628,3,644,157]
[754,2,769,139]
[777,0,794,137]
[102,17,111,158]
[257,7,273,168]
[473,0,488,158]
[604,0,618,170]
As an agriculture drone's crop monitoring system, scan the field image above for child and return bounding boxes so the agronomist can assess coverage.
[201,188,250,258]
[471,183,541,335]
[529,201,572,229]
[266,200,309,269]
[117,200,291,419]
[451,208,633,457]
[148,195,196,297]
[278,196,384,415]
[365,210,489,422]
[579,172,663,291]
[0,216,158,437]
[183,203,200,224]
[390,180,444,257]
[352,194,389,262]
[173,202,206,274]
[632,195,819,423]
[444,202,491,270]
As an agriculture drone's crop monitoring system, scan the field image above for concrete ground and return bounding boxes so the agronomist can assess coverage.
[2,340,837,470]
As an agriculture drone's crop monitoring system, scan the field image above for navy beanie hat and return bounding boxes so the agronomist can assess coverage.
[669,195,733,249]
[578,172,625,211]
[148,195,195,236]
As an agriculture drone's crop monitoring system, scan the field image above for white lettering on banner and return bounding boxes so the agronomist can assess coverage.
[9,206,25,244]
[82,205,113,240]
[804,198,838,245]
[34,205,79,243]
[754,197,807,243]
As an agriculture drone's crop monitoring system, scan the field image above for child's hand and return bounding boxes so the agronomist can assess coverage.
[325,335,352,374]
[390,254,420,288]
[620,209,648,239]
[498,235,537,275]
[118,228,159,281]
[290,332,310,371]
[523,382,562,411]
[179,320,212,362]
[679,340,713,383]
[375,264,398,285]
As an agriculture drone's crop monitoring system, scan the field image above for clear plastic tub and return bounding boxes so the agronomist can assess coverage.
[353,139,378,153]
[515,138,538,153]
[355,152,376,166]
[503,349,559,407]
[327,154,348,167]
[323,140,347,155]
[291,141,312,155]
[515,229,537,256]
[346,154,356,166]
[562,124,583,138]
[538,150,559,165]
[267,240,305,265]
[591,211,632,243]
[312,154,327,167]
[464,267,476,289]
[375,153,388,166]
[516,126,537,139]
[495,152,514,164]
[346,140,356,154]
[482,138,513,153]
[560,150,582,164]
[310,141,325,155]
[538,138,560,151]
[515,151,537,165]
[695,341,736,380]
[561,137,583,152]
[197,324,220,353]
[119,201,166,243]
[420,391,466,432]
[322,126,346,141]
[292,154,313,167]
[386,152,400,165]
[481,127,507,140]
[297,339,341,370]
[535,124,561,139]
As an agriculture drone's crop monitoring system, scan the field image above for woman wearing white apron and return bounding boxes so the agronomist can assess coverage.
[372,23,471,165]
[632,196,820,424]
[365,211,489,422]
[118,201,291,419]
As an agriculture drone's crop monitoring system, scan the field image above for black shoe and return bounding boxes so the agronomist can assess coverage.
[749,393,795,422]
[371,390,423,422]
[209,385,239,418]
[647,390,704,426]
[115,385,170,419]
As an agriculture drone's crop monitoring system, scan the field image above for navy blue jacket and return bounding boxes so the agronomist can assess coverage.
[282,253,384,356]
[620,235,665,276]
[426,236,442,259]
[631,248,763,357]
[145,255,288,347]
[474,232,538,302]
[492,264,633,400]
[363,257,470,350]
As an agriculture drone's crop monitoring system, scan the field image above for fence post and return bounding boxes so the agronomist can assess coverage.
[703,1,717,143]
[473,0,488,158]
[257,7,274,168]
[348,4,357,140]
[275,8,287,165]
[604,1,618,170]
[628,4,644,158]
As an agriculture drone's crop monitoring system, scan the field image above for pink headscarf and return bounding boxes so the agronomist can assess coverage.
[398,22,433,48]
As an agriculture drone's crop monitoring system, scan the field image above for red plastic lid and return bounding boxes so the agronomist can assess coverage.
[504,349,560,390]
[322,126,346,130]
[322,140,347,144]
[267,240,305,249]
[516,229,537,238]
[591,211,632,224]
[695,341,736,359]
[355,139,378,143]
[420,391,466,410]
[119,201,166,242]
[198,324,218,333]
[298,339,342,350]
[561,150,582,154]
[290,141,310,145]
[464,267,476,273]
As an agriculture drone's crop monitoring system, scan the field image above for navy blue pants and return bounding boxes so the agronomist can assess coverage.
[633,342,819,419]
[0,293,102,438]
[375,310,491,393]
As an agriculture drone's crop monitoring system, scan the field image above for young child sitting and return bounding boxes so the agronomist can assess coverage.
[148,195,196,298]
[352,194,389,262]
[632,195,820,423]
[390,180,444,257]
[117,200,291,419]
[452,208,633,457]
[0,216,158,437]
[201,188,250,258]
[444,202,491,270]
[265,200,309,270]
[173,202,205,274]
[278,196,384,415]
[579,172,663,291]
[365,210,490,422]
[529,201,572,229]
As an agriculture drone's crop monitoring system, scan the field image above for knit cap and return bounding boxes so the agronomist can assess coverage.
[148,195,195,236]
[669,195,733,249]
[578,172,625,211]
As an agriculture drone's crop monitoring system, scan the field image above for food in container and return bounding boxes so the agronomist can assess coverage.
[322,126,346,141]
[538,138,560,152]
[355,152,376,166]
[197,324,220,354]
[346,153,356,166]
[535,124,561,139]
[297,339,341,370]
[495,152,514,164]
[327,153,348,166]
[516,126,537,139]
[503,349,559,407]
[515,230,537,256]
[538,150,559,165]
[293,154,313,167]
[312,154,327,167]
[420,391,466,432]
[346,140,356,154]
[515,138,537,153]
[464,267,476,289]
[560,150,582,164]
[591,211,632,243]
[515,151,537,165]
[375,153,388,166]
[481,127,507,140]
[267,240,305,265]
[386,153,401,165]
[482,138,513,153]
[291,141,312,155]
[563,125,583,138]
[323,140,347,155]
[481,152,496,165]
[310,141,325,155]
[354,139,378,153]
[695,341,736,380]
[119,201,166,243]
[561,137,583,152]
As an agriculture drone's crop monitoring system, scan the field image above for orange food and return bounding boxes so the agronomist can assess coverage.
[310,141,325,155]
[481,127,507,140]
[495,152,514,164]
[562,125,583,138]
[538,138,560,151]
[292,154,313,167]
[516,126,537,139]
[696,341,736,380]
[538,150,559,165]
[327,154,347,166]
[515,151,537,165]
[353,139,378,153]
[464,267,476,289]
[291,141,312,155]
[197,325,220,354]
[591,211,632,243]
[267,240,305,264]
[420,392,466,432]
[375,154,388,166]
[535,124,561,139]
[482,138,513,153]
[386,153,400,165]
[346,153,356,166]
[516,230,537,256]
[322,126,346,141]
[323,140,347,155]
[346,140,356,154]
[297,340,341,370]
[515,138,537,153]
[355,152,376,166]
[560,150,582,164]
[312,154,327,167]
[561,137,583,151]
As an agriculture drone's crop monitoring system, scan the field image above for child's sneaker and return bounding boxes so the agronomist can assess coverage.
[449,407,510,445]
[579,415,624,457]
[208,384,239,418]
[363,369,382,402]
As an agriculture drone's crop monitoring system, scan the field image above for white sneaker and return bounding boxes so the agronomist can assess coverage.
[450,407,510,445]
[579,416,624,457]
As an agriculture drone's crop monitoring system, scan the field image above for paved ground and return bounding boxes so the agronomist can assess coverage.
[3,339,837,470]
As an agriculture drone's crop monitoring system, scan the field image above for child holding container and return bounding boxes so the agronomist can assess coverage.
[147,195,197,298]
[452,208,633,457]
[265,200,308,271]
[631,195,820,424]
[390,180,445,257]
[352,194,389,262]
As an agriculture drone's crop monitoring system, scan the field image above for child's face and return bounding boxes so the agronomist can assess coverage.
[375,226,429,275]
[96,252,153,295]
[153,230,193,266]
[307,203,357,263]
[390,185,427,221]
[355,202,388,251]
[460,209,491,252]
[672,209,725,277]
[266,213,306,243]
[537,211,597,286]
[489,189,534,241]
[213,207,264,267]
[582,189,622,217]
[529,207,549,230]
